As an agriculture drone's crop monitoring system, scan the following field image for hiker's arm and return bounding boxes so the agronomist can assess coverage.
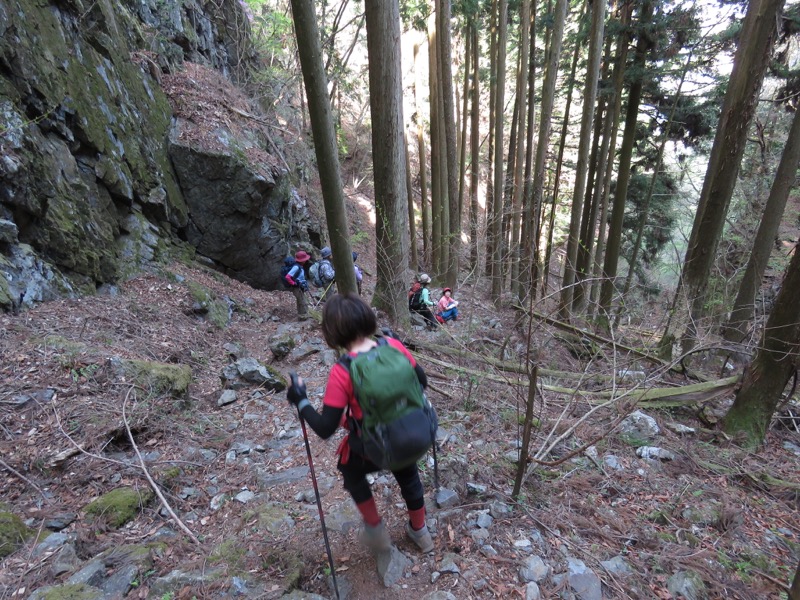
[297,403,343,439]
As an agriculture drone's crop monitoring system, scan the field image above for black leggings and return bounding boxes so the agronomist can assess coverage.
[338,453,425,511]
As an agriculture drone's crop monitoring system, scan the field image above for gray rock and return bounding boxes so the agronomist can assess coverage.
[476,512,493,529]
[466,482,487,495]
[525,581,541,600]
[480,544,498,557]
[268,334,294,360]
[566,557,602,600]
[439,552,461,574]
[218,389,238,406]
[100,562,140,596]
[281,591,328,600]
[620,410,660,442]
[289,341,320,362]
[783,440,800,457]
[149,569,223,597]
[520,555,549,583]
[32,532,73,557]
[234,490,256,503]
[667,570,707,600]
[229,358,286,391]
[600,555,632,576]
[257,465,309,488]
[603,455,623,471]
[376,546,411,587]
[471,529,490,544]
[67,559,106,587]
[488,501,511,518]
[0,219,19,243]
[50,544,80,577]
[44,512,77,531]
[666,422,696,435]
[210,493,230,511]
[636,446,676,461]
[435,488,459,508]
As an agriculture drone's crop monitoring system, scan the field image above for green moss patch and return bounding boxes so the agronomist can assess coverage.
[123,359,192,398]
[0,507,33,558]
[84,486,154,528]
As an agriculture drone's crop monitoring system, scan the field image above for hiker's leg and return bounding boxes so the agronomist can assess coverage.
[392,463,425,525]
[339,456,391,552]
[292,287,307,319]
[338,455,381,523]
[393,464,434,552]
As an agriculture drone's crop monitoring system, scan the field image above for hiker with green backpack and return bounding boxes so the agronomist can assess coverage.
[286,293,437,557]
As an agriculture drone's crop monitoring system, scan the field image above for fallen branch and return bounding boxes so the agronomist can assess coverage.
[0,457,50,503]
[122,387,201,546]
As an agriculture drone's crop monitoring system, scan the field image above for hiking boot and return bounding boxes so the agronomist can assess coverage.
[359,521,392,554]
[405,522,434,553]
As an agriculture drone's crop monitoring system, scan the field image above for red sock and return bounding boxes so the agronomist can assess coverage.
[409,507,426,531]
[356,498,381,527]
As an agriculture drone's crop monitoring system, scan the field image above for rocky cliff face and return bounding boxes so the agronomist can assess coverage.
[0,0,320,310]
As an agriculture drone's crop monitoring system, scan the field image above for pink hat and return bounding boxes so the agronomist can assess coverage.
[295,250,311,263]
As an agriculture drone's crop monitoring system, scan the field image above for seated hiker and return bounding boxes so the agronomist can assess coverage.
[283,251,310,320]
[286,294,436,558]
[436,287,459,323]
[352,251,363,296]
[409,274,438,330]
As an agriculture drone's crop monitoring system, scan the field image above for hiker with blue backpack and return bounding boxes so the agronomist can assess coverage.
[281,250,311,320]
[287,293,437,559]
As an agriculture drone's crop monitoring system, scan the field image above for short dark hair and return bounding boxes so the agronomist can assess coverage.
[321,293,377,349]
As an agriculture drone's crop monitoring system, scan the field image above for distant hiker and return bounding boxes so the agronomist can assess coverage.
[283,250,310,320]
[286,293,436,557]
[436,287,459,323]
[352,251,363,295]
[410,274,438,330]
[311,246,336,302]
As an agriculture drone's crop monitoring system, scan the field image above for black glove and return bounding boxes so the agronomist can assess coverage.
[287,372,307,407]
[381,327,400,340]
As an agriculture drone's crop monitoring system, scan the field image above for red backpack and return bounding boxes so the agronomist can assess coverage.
[408,282,423,310]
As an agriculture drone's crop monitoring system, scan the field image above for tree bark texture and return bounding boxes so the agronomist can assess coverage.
[722,242,800,449]
[490,0,508,304]
[558,0,606,318]
[289,0,356,296]
[724,106,800,343]
[364,0,411,319]
[599,0,653,317]
[680,0,784,326]
[436,0,460,288]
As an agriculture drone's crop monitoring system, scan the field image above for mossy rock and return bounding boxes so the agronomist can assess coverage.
[243,502,296,535]
[123,359,192,398]
[0,506,33,558]
[186,281,230,329]
[27,583,104,600]
[84,487,154,528]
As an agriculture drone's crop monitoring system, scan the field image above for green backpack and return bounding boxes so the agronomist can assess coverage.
[340,338,437,471]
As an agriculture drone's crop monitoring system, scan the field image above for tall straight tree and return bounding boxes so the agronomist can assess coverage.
[598,0,652,319]
[723,106,800,343]
[413,43,431,265]
[490,0,508,304]
[469,22,481,271]
[666,0,784,349]
[289,0,356,296]
[510,0,532,300]
[436,0,460,287]
[558,0,606,318]
[364,0,412,321]
[721,242,800,449]
[528,0,568,298]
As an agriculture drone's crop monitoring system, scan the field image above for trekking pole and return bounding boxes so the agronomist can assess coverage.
[311,280,334,309]
[290,374,340,600]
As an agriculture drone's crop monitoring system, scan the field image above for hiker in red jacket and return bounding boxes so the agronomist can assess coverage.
[286,294,435,555]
